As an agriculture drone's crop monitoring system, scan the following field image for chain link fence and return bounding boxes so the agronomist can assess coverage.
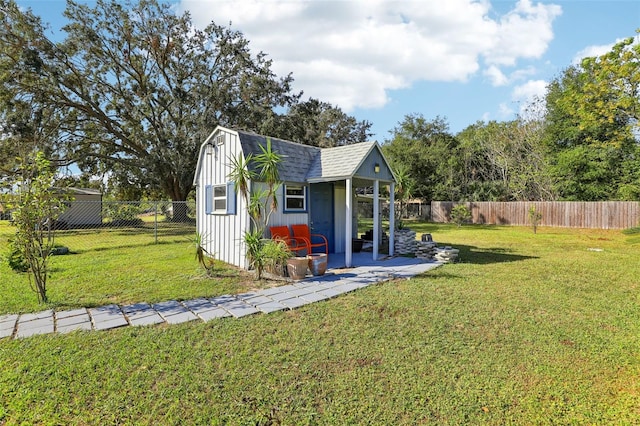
[40,200,196,252]
[358,200,431,220]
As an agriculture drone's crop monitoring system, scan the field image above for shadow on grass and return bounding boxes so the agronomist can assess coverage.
[420,271,464,280]
[400,222,505,234]
[56,226,193,238]
[197,271,247,280]
[54,238,192,255]
[437,243,538,265]
[91,239,189,252]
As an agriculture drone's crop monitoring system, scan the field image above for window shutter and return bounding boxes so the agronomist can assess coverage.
[205,185,213,215]
[226,182,237,215]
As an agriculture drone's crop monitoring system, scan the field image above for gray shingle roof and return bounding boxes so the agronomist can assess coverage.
[305,142,376,181]
[237,131,320,183]
[236,130,387,184]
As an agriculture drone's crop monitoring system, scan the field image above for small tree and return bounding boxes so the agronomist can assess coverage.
[393,164,415,228]
[8,151,66,303]
[528,205,543,234]
[450,204,472,227]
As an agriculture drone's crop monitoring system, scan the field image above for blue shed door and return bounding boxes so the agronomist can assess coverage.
[310,183,334,253]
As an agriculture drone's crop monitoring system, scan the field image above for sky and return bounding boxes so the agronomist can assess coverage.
[17,0,640,143]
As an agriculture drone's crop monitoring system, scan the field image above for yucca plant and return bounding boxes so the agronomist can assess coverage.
[228,153,255,205]
[228,137,286,279]
[243,229,267,279]
[261,238,291,276]
[194,232,215,276]
[253,137,283,213]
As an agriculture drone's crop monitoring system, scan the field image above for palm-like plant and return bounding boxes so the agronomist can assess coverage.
[227,137,285,279]
[243,228,266,279]
[194,232,215,276]
[228,153,255,205]
[253,137,283,213]
[393,164,415,224]
[248,188,267,228]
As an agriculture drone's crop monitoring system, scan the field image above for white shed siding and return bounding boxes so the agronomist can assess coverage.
[196,129,250,269]
[58,193,102,226]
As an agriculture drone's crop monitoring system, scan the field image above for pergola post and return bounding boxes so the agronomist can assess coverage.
[373,179,379,261]
[345,177,353,267]
[389,182,395,256]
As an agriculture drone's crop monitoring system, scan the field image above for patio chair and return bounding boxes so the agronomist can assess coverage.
[269,226,310,256]
[291,224,328,256]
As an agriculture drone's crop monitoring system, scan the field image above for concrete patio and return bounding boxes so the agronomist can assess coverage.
[0,254,441,340]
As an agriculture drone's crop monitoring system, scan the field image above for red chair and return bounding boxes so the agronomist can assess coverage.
[269,226,310,256]
[291,224,328,256]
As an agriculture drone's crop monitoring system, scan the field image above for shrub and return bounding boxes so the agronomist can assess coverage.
[450,204,472,227]
[262,239,291,275]
[5,239,28,272]
[528,205,543,234]
[7,152,66,303]
[106,203,143,226]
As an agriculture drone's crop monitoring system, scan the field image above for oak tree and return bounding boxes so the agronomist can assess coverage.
[2,0,299,219]
[262,98,372,147]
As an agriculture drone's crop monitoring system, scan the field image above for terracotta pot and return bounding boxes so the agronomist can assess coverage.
[308,253,327,276]
[286,256,308,280]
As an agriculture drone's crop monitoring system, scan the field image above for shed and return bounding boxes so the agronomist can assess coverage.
[193,126,397,269]
[57,188,103,227]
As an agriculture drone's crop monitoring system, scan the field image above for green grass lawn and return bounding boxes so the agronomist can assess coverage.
[1,220,640,424]
[0,221,257,313]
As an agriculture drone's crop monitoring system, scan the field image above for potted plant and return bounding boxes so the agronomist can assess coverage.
[262,239,292,277]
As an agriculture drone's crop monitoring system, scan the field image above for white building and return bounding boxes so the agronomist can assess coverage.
[193,126,397,269]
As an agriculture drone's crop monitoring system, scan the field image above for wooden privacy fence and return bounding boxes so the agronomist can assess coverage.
[431,201,640,229]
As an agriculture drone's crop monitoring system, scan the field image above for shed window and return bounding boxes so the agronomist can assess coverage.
[213,185,227,212]
[284,185,306,212]
[205,183,236,215]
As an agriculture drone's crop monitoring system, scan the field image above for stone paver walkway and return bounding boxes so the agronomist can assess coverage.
[0,258,441,340]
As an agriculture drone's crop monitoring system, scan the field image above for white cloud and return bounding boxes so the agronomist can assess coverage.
[484,65,509,86]
[512,80,547,101]
[179,0,561,111]
[484,0,561,66]
[485,65,537,87]
[572,38,626,65]
[492,79,547,121]
[511,79,548,115]
[511,66,538,83]
[498,102,514,119]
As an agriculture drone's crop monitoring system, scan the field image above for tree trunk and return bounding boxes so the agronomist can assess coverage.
[162,174,193,222]
[171,201,191,222]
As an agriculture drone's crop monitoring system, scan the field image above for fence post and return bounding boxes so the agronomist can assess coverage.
[154,201,158,244]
